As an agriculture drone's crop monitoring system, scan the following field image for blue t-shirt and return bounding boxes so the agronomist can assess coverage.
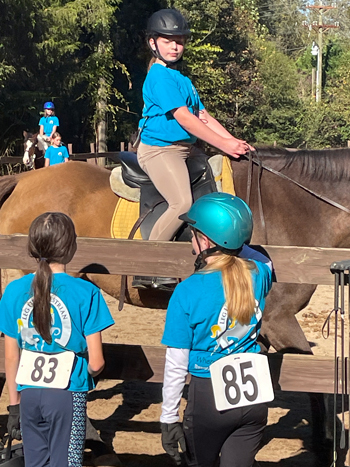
[139,64,205,147]
[45,145,69,165]
[0,273,114,392]
[161,261,272,378]
[39,116,59,136]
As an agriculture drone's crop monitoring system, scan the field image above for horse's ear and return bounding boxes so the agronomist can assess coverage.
[23,130,28,139]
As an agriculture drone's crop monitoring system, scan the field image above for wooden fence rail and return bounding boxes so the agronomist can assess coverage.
[0,234,348,393]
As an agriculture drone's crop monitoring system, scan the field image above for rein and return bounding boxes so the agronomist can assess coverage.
[244,150,350,243]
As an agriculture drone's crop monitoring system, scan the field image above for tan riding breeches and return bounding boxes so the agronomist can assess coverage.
[137,142,193,241]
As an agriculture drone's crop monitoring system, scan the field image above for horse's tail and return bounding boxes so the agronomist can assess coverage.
[0,174,20,209]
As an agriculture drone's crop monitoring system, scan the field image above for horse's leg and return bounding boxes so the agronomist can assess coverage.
[260,283,334,464]
[260,283,317,354]
[85,417,122,466]
[309,393,334,466]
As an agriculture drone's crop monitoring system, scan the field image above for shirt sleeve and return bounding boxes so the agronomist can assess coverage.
[150,76,188,114]
[54,116,59,127]
[62,146,69,159]
[240,245,273,272]
[161,347,189,423]
[0,283,18,338]
[161,286,193,349]
[255,261,273,297]
[83,288,114,336]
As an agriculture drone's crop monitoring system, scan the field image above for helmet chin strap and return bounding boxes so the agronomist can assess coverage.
[192,229,242,271]
[194,246,220,271]
[192,229,220,271]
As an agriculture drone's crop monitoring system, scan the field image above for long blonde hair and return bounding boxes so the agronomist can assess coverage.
[199,235,257,325]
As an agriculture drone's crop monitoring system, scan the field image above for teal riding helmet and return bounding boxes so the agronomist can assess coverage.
[179,193,253,251]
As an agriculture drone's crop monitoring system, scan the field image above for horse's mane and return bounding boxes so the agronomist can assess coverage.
[255,147,350,182]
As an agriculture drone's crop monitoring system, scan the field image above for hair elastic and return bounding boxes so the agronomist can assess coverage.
[40,257,48,262]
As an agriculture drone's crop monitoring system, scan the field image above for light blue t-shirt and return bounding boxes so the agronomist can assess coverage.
[45,145,69,165]
[161,261,272,378]
[139,64,205,147]
[0,273,114,392]
[39,116,59,136]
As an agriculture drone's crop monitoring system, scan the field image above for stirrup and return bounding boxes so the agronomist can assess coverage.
[152,277,179,287]
[132,276,155,289]
[132,276,178,290]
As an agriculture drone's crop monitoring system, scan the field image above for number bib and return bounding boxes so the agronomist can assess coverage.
[210,353,274,411]
[16,349,75,389]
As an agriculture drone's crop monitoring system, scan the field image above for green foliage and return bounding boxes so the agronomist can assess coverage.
[167,0,263,141]
[1,0,350,155]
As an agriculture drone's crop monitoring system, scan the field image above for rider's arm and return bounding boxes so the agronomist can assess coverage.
[172,106,247,158]
[49,126,57,139]
[161,347,189,424]
[45,159,50,167]
[198,109,236,138]
[199,109,255,151]
[39,125,44,136]
[4,335,21,405]
[86,332,105,377]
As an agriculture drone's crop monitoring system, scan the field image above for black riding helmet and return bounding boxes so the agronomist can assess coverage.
[146,9,191,65]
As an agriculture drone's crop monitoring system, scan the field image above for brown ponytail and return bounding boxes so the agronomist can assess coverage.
[28,212,77,344]
[31,260,53,343]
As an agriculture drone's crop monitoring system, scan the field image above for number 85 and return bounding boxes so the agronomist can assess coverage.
[222,362,259,406]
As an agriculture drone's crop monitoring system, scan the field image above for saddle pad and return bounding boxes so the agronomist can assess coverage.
[110,197,142,239]
[221,155,235,195]
[110,156,234,239]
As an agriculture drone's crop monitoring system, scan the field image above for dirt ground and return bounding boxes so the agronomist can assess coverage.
[0,271,345,466]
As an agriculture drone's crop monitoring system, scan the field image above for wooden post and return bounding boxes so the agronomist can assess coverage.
[87,143,97,165]
[68,144,73,156]
[312,67,316,100]
[121,142,125,152]
[347,141,350,148]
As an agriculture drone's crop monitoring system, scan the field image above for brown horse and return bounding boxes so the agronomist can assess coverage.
[0,161,172,308]
[232,147,350,355]
[0,151,349,354]
[23,131,46,170]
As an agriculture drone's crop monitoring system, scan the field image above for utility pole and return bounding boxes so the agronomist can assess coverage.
[303,2,339,103]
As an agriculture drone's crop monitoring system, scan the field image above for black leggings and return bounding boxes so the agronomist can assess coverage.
[183,376,267,467]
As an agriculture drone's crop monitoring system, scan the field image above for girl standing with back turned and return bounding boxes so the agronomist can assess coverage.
[0,212,114,467]
[160,193,273,467]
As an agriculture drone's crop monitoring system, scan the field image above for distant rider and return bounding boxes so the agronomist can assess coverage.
[37,102,59,154]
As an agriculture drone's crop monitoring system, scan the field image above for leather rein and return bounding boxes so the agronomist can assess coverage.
[245,150,350,244]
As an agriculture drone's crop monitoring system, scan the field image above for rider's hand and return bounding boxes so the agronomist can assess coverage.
[220,137,253,158]
[7,404,21,440]
[161,422,186,465]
